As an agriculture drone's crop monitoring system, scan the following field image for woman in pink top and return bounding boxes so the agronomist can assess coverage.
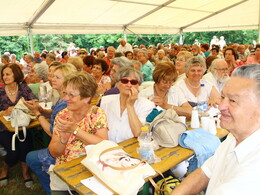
[246,45,260,64]
[224,48,244,75]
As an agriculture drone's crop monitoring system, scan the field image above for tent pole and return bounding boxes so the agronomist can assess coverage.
[123,28,127,42]
[179,29,183,45]
[27,28,34,54]
[258,0,260,42]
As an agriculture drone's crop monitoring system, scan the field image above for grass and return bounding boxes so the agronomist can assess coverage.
[0,129,50,195]
[0,156,46,195]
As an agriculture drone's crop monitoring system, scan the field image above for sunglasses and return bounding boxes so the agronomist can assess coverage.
[120,78,138,85]
[78,52,85,55]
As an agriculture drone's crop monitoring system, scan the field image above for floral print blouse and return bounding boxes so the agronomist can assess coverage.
[55,106,108,165]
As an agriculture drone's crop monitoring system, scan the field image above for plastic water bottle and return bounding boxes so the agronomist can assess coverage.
[138,126,154,163]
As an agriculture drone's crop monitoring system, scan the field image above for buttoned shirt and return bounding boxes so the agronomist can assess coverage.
[202,129,260,194]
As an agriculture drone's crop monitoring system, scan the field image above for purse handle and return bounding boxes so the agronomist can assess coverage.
[99,146,146,171]
[99,145,166,192]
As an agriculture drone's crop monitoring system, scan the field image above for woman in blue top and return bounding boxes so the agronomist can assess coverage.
[23,64,77,194]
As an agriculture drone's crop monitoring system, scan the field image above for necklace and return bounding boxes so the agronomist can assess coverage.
[186,79,201,89]
[6,85,18,96]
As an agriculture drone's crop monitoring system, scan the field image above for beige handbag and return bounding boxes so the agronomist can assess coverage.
[149,109,187,148]
[81,140,156,195]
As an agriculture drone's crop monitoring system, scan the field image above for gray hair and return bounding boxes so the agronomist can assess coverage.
[25,54,33,60]
[138,50,148,58]
[1,55,10,62]
[46,53,56,61]
[232,64,260,98]
[116,66,143,85]
[208,59,226,73]
[111,56,133,68]
[184,56,206,74]
[34,62,49,82]
[131,60,142,69]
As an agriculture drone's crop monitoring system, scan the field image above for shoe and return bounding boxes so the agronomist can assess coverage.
[0,177,8,187]
[0,148,7,156]
[24,179,34,188]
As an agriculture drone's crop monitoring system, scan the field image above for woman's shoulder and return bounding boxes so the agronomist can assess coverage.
[101,94,119,103]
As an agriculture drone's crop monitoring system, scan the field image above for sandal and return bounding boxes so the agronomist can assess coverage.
[0,177,8,187]
[24,179,34,188]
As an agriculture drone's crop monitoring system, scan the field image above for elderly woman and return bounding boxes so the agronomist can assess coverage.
[67,56,84,71]
[125,51,134,60]
[175,57,221,107]
[23,64,77,194]
[92,59,111,95]
[174,51,193,84]
[25,62,49,97]
[49,72,108,193]
[246,45,260,64]
[139,62,192,117]
[224,47,244,75]
[100,66,154,143]
[0,63,36,188]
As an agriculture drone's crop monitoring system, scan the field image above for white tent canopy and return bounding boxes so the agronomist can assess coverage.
[0,0,259,37]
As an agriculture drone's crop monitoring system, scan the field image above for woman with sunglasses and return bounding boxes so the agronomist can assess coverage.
[100,66,154,143]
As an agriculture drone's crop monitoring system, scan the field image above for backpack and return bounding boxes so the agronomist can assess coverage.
[149,109,187,148]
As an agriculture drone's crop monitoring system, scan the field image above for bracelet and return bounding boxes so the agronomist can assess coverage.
[59,137,67,145]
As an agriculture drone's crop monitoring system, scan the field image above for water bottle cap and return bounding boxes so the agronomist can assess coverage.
[141,126,149,131]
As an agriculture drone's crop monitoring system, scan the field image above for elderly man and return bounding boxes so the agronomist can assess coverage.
[46,53,56,66]
[171,64,260,195]
[33,51,42,63]
[117,38,133,54]
[237,44,249,63]
[137,50,154,81]
[104,46,116,74]
[203,59,230,93]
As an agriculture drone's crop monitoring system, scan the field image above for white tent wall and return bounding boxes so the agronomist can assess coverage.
[0,0,259,37]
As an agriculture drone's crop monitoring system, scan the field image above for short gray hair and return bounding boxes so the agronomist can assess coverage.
[116,66,143,85]
[208,59,226,73]
[47,53,56,61]
[111,56,133,68]
[184,56,206,74]
[138,50,148,58]
[34,62,49,82]
[232,64,260,98]
[131,60,142,69]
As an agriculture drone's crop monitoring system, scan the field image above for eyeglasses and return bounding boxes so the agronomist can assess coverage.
[78,52,85,55]
[63,91,80,99]
[120,78,139,85]
[92,66,102,70]
[176,58,185,62]
[215,68,229,72]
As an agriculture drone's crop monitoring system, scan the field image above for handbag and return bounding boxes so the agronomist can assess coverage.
[154,175,181,195]
[149,109,187,148]
[10,100,32,151]
[81,140,156,195]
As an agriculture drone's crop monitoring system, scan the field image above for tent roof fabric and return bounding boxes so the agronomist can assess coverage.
[0,0,259,36]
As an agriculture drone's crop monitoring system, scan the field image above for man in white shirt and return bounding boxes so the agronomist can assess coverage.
[203,59,230,93]
[117,38,133,54]
[171,64,260,195]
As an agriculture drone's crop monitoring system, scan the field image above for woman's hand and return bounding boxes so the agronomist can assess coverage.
[22,97,42,115]
[152,96,167,108]
[126,87,138,106]
[2,106,14,116]
[55,115,78,134]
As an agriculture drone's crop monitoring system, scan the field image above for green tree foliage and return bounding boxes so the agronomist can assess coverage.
[0,30,258,60]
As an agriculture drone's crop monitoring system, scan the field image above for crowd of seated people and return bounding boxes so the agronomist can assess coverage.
[0,39,259,194]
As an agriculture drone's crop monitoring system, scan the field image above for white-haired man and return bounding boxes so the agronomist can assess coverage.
[203,59,230,93]
[171,64,260,194]
[117,38,133,54]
